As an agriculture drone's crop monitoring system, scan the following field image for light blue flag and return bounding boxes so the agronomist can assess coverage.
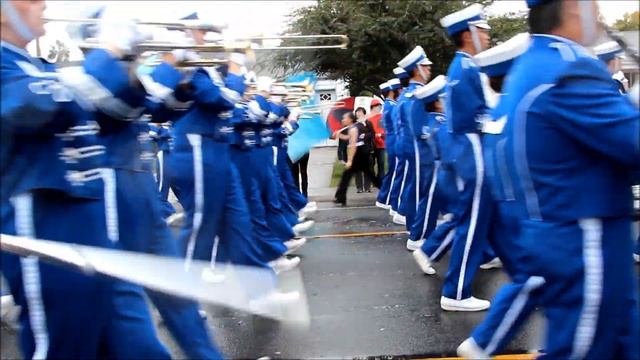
[287,113,331,162]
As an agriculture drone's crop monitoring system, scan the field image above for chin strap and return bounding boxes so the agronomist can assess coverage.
[469,24,482,54]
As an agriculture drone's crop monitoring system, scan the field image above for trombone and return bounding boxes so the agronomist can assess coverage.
[43,17,226,32]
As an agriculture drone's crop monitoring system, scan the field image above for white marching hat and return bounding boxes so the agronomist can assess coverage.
[593,41,623,62]
[474,33,531,77]
[414,75,447,103]
[379,81,390,91]
[440,4,491,36]
[393,66,409,79]
[387,78,401,90]
[397,46,433,71]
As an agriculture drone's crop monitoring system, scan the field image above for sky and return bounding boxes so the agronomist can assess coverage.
[33,0,640,60]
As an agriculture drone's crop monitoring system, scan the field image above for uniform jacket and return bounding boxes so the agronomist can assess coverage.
[445,51,489,134]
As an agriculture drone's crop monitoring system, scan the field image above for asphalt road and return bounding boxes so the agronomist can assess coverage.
[2,197,546,359]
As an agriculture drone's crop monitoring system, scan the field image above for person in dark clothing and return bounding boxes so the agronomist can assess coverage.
[353,107,375,192]
[288,153,309,198]
[334,112,381,206]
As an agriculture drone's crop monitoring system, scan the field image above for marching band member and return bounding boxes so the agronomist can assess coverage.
[59,10,224,358]
[593,41,629,93]
[375,79,402,209]
[423,3,493,312]
[456,33,538,358]
[407,76,448,256]
[1,2,168,357]
[387,68,410,217]
[490,0,639,357]
[148,122,177,219]
[394,46,433,247]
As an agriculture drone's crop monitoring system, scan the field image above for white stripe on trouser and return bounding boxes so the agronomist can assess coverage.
[384,156,399,205]
[272,146,278,166]
[413,142,420,213]
[209,236,220,269]
[185,134,205,271]
[430,228,455,261]
[419,161,440,240]
[10,193,50,359]
[101,168,119,243]
[397,160,409,209]
[571,218,603,360]
[456,133,484,300]
[484,276,546,355]
[157,150,164,192]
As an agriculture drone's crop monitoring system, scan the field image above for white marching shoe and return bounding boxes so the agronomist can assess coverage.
[284,237,307,255]
[375,201,390,210]
[441,296,490,312]
[165,212,185,227]
[299,202,318,218]
[389,209,396,217]
[293,220,315,235]
[392,213,406,225]
[298,215,307,222]
[412,248,436,275]
[1,295,20,330]
[457,338,490,359]
[406,238,424,251]
[479,257,503,270]
[634,253,640,263]
[269,256,301,274]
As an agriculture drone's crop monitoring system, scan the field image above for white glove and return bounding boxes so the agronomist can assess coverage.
[97,8,145,56]
[171,49,200,62]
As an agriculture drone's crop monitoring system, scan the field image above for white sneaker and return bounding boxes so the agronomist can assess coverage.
[634,253,640,263]
[293,220,315,235]
[406,238,424,251]
[480,257,503,270]
[165,212,185,227]
[441,296,490,312]
[249,290,301,317]
[457,338,490,359]
[269,256,301,274]
[298,215,307,222]
[299,202,318,217]
[284,237,307,255]
[375,201,390,210]
[392,213,406,225]
[389,209,396,217]
[412,248,436,275]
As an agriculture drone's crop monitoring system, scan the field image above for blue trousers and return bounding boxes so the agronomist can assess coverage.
[398,149,417,224]
[388,156,408,214]
[440,134,492,300]
[469,201,539,356]
[107,168,223,359]
[376,147,397,206]
[156,150,175,219]
[274,146,307,212]
[520,217,638,360]
[166,133,267,267]
[252,146,296,241]
[1,189,169,359]
[409,161,440,241]
[230,146,288,262]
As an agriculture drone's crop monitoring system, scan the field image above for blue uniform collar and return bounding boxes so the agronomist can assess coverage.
[456,50,473,58]
[1,40,38,64]
[531,34,581,47]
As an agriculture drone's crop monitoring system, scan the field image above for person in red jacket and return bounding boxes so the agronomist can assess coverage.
[368,98,386,183]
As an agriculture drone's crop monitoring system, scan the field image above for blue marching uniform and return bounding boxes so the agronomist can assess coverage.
[80,48,222,359]
[149,123,176,219]
[438,51,493,301]
[273,113,309,213]
[227,80,288,262]
[249,96,297,242]
[0,42,167,359]
[157,64,268,269]
[499,34,640,359]
[376,98,398,207]
[408,109,445,243]
[393,81,423,225]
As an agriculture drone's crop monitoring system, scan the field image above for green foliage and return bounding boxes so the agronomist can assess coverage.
[271,0,526,95]
[488,12,528,45]
[613,11,640,31]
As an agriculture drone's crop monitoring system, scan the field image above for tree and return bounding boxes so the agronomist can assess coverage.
[271,0,526,95]
[613,11,639,31]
